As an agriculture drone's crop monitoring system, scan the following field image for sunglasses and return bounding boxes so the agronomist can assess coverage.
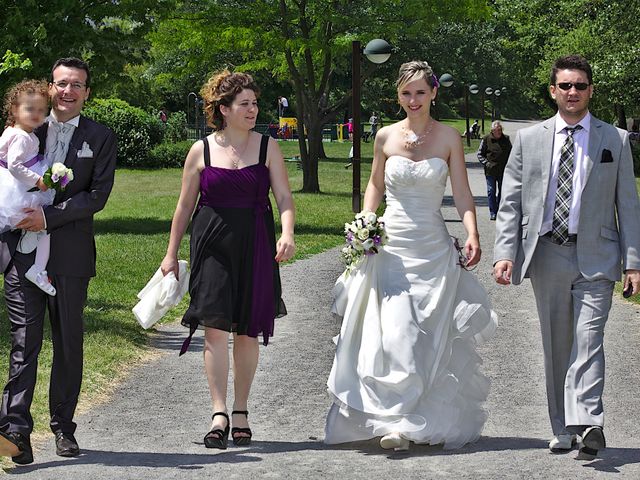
[556,82,589,91]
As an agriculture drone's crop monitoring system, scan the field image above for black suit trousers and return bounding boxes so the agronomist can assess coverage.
[1,251,89,436]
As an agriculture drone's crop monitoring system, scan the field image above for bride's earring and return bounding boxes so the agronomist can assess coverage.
[431,100,436,107]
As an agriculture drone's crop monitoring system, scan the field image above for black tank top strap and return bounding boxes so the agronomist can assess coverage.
[258,135,269,166]
[201,137,211,167]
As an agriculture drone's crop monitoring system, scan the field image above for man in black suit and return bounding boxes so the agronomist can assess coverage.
[0,57,117,464]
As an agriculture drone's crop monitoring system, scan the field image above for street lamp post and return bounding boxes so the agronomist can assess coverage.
[351,38,392,213]
[482,87,493,134]
[465,84,479,147]
[187,92,197,130]
[490,88,504,121]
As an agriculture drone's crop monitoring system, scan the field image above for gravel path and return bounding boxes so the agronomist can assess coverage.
[7,119,640,478]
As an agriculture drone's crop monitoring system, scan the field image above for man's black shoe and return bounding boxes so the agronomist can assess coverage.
[55,432,80,457]
[0,431,33,465]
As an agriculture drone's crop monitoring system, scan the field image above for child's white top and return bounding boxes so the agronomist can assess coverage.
[0,126,41,187]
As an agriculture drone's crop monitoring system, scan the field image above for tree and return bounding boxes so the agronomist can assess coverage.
[148,0,489,192]
[494,0,640,125]
[0,1,173,96]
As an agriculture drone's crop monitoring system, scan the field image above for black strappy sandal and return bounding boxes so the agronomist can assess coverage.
[231,410,252,446]
[204,412,230,449]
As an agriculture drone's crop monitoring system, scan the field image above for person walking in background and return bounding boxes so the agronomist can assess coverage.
[161,70,295,450]
[326,60,497,452]
[477,120,512,220]
[278,95,288,117]
[0,57,117,464]
[471,119,480,139]
[369,111,380,140]
[493,54,640,460]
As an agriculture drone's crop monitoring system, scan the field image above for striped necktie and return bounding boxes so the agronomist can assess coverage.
[48,121,74,165]
[551,125,582,244]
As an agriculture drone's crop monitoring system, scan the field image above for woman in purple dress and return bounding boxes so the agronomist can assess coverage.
[161,70,295,449]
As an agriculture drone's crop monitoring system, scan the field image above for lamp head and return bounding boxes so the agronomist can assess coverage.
[438,73,454,88]
[364,39,392,64]
[469,84,479,95]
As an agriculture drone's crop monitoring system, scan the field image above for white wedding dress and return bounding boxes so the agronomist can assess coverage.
[325,155,498,449]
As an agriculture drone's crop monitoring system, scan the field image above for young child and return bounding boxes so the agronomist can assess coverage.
[0,79,56,295]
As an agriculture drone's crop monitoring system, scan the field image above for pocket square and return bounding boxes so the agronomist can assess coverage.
[601,149,613,163]
[77,141,93,158]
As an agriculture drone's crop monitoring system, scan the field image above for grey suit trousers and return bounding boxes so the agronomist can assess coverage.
[529,236,613,435]
[1,250,89,436]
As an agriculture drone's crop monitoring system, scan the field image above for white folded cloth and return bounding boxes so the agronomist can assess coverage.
[133,260,189,329]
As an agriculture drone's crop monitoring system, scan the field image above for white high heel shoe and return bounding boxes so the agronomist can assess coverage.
[380,432,410,451]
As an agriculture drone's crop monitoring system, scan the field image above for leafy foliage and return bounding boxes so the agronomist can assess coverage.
[145,0,489,192]
[0,0,175,97]
[493,0,640,122]
[148,140,193,169]
[164,111,189,143]
[83,98,164,167]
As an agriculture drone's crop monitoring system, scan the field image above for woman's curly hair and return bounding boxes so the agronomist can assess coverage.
[200,69,260,130]
[3,79,49,127]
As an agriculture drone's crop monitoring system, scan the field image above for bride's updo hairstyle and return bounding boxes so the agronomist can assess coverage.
[396,60,437,91]
[201,69,261,131]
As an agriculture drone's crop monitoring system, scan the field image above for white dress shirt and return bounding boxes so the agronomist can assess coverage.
[42,113,80,229]
[541,112,591,236]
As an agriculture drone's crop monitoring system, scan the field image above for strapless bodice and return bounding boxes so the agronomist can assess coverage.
[384,155,448,211]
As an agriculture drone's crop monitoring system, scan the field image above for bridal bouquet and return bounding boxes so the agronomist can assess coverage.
[342,210,387,272]
[29,162,74,193]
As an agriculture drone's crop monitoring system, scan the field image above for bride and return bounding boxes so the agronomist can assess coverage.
[325,60,498,451]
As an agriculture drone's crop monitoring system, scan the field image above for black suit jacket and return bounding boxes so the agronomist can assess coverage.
[4,116,117,277]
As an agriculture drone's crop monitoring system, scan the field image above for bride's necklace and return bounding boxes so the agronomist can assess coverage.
[402,119,433,149]
[216,131,249,169]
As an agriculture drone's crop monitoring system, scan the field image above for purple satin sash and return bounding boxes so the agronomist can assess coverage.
[247,199,275,344]
[0,153,44,169]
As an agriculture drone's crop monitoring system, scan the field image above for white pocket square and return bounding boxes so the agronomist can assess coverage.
[77,142,93,158]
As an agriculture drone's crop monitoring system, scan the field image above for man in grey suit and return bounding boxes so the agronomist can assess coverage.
[0,58,117,464]
[493,55,640,460]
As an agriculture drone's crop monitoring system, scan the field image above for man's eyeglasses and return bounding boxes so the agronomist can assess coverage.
[52,81,86,91]
[556,82,589,91]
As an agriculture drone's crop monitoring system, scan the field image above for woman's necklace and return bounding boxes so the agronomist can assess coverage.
[402,118,434,149]
[217,132,249,169]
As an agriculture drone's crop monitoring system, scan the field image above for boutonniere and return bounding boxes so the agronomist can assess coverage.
[77,141,93,158]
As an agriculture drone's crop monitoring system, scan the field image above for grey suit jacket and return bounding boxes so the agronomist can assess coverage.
[493,115,640,284]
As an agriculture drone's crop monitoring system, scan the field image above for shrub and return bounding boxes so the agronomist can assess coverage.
[146,140,193,169]
[164,111,188,143]
[84,98,164,167]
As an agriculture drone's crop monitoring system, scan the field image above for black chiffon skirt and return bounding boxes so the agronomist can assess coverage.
[182,204,287,337]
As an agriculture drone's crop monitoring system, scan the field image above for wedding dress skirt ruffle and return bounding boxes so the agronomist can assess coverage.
[325,156,497,449]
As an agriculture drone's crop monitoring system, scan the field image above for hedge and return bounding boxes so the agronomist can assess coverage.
[147,140,193,169]
[84,98,163,167]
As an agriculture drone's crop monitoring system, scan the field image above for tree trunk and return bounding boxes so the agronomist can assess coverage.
[302,118,323,192]
[615,104,627,130]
